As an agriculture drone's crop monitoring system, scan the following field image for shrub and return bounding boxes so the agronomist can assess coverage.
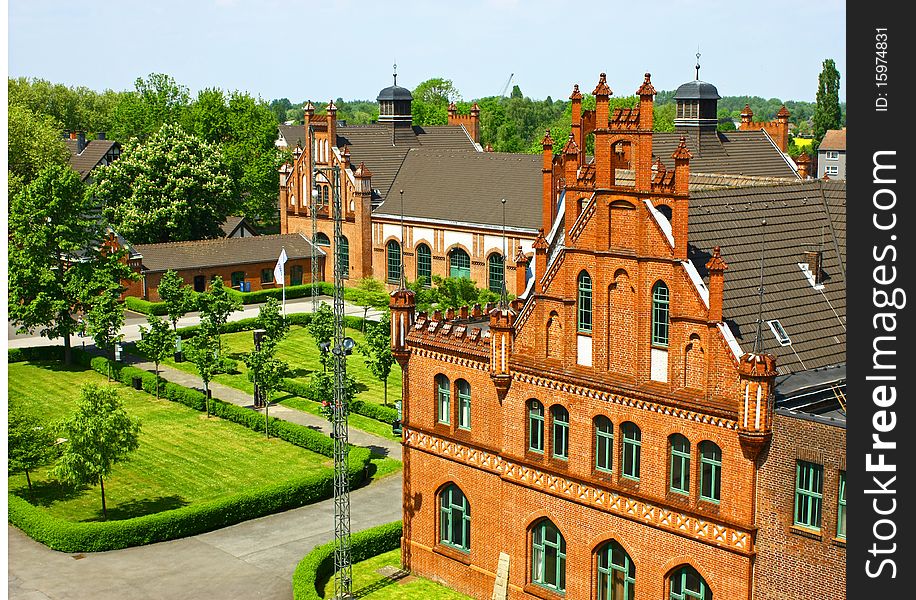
[278,380,398,425]
[292,520,403,600]
[8,346,65,363]
[124,296,170,316]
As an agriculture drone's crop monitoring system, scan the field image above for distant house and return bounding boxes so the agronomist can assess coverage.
[64,131,121,181]
[817,128,846,180]
[130,233,325,301]
[220,216,259,238]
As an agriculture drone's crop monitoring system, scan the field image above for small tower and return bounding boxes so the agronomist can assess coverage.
[390,287,416,367]
[737,352,777,461]
[673,78,721,131]
[377,66,413,126]
[489,306,515,403]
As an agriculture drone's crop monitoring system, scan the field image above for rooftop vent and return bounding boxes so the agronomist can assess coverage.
[767,319,792,346]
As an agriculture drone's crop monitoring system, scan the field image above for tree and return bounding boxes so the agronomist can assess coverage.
[243,344,290,438]
[157,270,196,332]
[350,277,386,332]
[257,298,289,352]
[360,313,395,406]
[197,277,243,358]
[109,73,190,142]
[7,103,70,196]
[308,303,335,371]
[412,78,460,126]
[8,164,122,364]
[8,409,55,501]
[53,384,141,520]
[92,122,236,244]
[136,314,176,400]
[813,59,842,143]
[306,370,358,422]
[185,318,220,417]
[84,289,125,381]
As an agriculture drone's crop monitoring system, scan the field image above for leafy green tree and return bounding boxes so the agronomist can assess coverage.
[157,270,196,332]
[268,97,293,123]
[53,384,141,520]
[360,313,395,406]
[243,345,290,438]
[136,314,176,400]
[813,59,842,143]
[653,103,676,133]
[84,289,125,381]
[8,409,55,500]
[257,298,289,352]
[185,318,220,417]
[7,103,70,196]
[92,122,235,243]
[433,276,500,310]
[350,277,386,332]
[308,303,335,369]
[306,370,358,422]
[9,77,124,135]
[197,277,243,357]
[412,78,460,126]
[110,73,190,142]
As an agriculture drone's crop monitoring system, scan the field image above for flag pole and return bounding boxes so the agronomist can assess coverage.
[282,246,287,318]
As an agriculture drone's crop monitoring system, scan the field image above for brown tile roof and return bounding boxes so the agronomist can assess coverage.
[376,149,543,230]
[278,124,307,148]
[653,130,798,179]
[220,216,258,237]
[135,233,323,273]
[688,179,846,375]
[819,128,846,151]
[66,139,120,181]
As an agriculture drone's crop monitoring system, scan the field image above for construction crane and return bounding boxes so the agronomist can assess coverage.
[499,73,514,97]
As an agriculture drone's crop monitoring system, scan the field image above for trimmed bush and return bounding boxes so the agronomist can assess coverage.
[124,296,170,316]
[278,380,398,425]
[292,520,403,600]
[227,283,336,305]
[8,346,66,363]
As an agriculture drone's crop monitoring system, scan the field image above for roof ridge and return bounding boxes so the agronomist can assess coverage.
[135,232,299,249]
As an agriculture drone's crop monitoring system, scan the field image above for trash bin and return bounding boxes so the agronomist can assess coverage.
[174,351,184,363]
[392,419,402,436]
[132,376,143,390]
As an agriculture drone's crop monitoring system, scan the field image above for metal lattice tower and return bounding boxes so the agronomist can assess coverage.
[330,164,353,599]
[309,123,320,313]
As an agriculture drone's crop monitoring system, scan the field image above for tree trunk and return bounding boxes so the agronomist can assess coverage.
[362,307,368,333]
[264,399,270,439]
[383,378,388,406]
[64,333,72,365]
[155,362,160,400]
[25,470,34,501]
[107,347,113,381]
[205,382,210,418]
[100,477,107,520]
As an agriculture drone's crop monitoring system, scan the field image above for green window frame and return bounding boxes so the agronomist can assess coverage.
[387,240,401,284]
[837,471,846,539]
[699,441,721,503]
[652,281,670,347]
[528,400,544,453]
[670,434,691,495]
[622,422,641,481]
[578,271,593,333]
[416,244,432,286]
[794,460,823,530]
[595,416,614,473]
[597,540,635,600]
[261,268,273,284]
[488,253,505,293]
[449,248,470,279]
[457,379,471,430]
[230,271,246,289]
[337,236,349,278]
[551,405,569,460]
[439,484,470,552]
[531,520,566,593]
[315,232,330,247]
[669,565,712,600]
[436,374,450,425]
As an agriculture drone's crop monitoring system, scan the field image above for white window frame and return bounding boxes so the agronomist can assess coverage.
[825,150,839,160]
[825,165,839,176]
[767,319,791,346]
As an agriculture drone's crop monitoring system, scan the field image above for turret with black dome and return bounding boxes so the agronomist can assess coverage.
[377,66,413,124]
[673,57,721,130]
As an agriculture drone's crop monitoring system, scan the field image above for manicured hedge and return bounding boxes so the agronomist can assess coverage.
[8,346,66,363]
[124,296,170,316]
[227,283,336,305]
[278,380,399,425]
[292,520,403,600]
[170,312,371,342]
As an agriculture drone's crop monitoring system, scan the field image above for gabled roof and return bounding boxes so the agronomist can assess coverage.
[375,149,543,231]
[220,216,258,237]
[653,130,798,179]
[688,179,846,375]
[819,128,846,151]
[134,233,323,273]
[65,139,120,181]
[277,124,307,148]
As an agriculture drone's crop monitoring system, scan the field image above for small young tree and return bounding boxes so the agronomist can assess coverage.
[185,318,220,417]
[197,276,242,357]
[308,302,335,371]
[53,384,141,520]
[136,314,176,400]
[243,342,290,438]
[306,370,358,423]
[84,289,125,381]
[351,277,386,333]
[157,269,195,332]
[257,297,289,353]
[8,409,55,501]
[360,312,395,406]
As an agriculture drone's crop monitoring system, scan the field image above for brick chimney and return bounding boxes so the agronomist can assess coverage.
[740,104,753,127]
[802,250,823,285]
[514,245,529,297]
[637,73,656,131]
[671,137,692,259]
[541,130,555,234]
[569,84,583,156]
[796,152,811,179]
[705,246,728,322]
[326,100,338,153]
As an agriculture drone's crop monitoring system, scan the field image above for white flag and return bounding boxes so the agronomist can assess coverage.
[273,248,288,284]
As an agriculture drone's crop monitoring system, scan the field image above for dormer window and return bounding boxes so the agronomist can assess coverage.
[767,319,792,346]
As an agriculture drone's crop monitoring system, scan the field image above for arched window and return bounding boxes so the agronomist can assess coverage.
[657,203,673,222]
[457,379,471,430]
[531,519,566,593]
[595,416,614,473]
[439,484,470,552]
[670,434,691,495]
[578,271,593,333]
[551,405,569,460]
[669,565,712,600]
[416,243,432,286]
[315,232,330,247]
[596,540,635,600]
[528,400,544,453]
[321,184,329,208]
[449,248,470,279]
[699,441,722,503]
[488,253,504,293]
[621,422,641,481]
[337,236,349,278]
[436,374,450,425]
[652,282,670,347]
[386,240,401,284]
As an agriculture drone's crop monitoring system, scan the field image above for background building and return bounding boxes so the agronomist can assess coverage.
[817,128,847,180]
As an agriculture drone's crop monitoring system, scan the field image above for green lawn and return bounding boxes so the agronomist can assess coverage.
[161,325,402,408]
[320,549,472,599]
[8,361,333,522]
[279,396,399,442]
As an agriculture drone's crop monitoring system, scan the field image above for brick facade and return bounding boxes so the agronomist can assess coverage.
[737,104,790,153]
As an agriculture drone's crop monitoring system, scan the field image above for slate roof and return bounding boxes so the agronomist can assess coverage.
[687,179,846,375]
[674,80,721,100]
[819,128,846,151]
[135,233,323,273]
[654,130,798,179]
[377,85,413,101]
[278,124,307,148]
[220,216,258,237]
[65,139,120,181]
[375,149,543,230]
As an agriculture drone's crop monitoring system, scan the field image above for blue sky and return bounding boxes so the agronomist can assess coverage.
[7,0,846,103]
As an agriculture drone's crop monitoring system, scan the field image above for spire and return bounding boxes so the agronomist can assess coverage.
[393,62,398,86]
[592,72,612,97]
[671,136,692,160]
[541,129,554,148]
[637,72,656,97]
[695,50,701,80]
[563,132,579,155]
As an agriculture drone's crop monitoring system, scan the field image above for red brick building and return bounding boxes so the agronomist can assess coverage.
[390,73,845,599]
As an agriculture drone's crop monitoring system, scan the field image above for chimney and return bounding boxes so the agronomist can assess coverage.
[796,152,811,179]
[592,73,612,128]
[803,250,823,284]
[514,246,529,297]
[97,132,107,141]
[569,84,583,154]
[706,246,728,322]
[541,130,555,234]
[636,73,656,131]
[671,137,692,259]
[740,104,753,128]
[326,100,338,152]
[469,102,480,144]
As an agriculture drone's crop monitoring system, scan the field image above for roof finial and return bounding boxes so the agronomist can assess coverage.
[393,62,398,87]
[695,49,701,80]
[752,219,768,354]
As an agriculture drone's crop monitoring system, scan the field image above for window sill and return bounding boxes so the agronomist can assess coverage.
[524,583,565,599]
[790,525,823,541]
[832,537,846,548]
[434,543,471,565]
